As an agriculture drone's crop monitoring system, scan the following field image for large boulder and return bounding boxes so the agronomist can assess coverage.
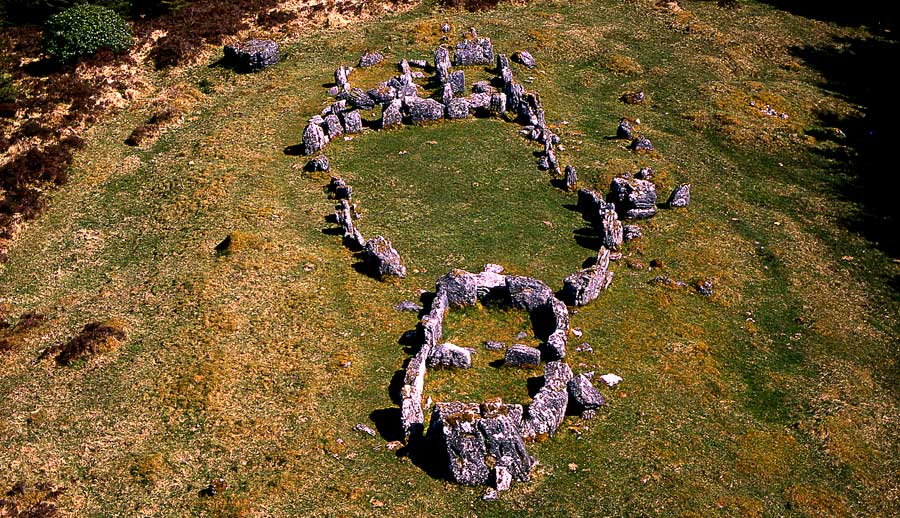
[407,97,444,122]
[362,236,406,279]
[224,39,279,71]
[512,50,537,68]
[428,343,472,369]
[368,84,397,104]
[428,401,533,486]
[340,109,363,134]
[577,188,605,221]
[434,45,451,83]
[523,385,567,439]
[436,269,479,307]
[323,113,343,139]
[446,98,470,119]
[453,37,494,66]
[609,177,658,219]
[449,70,466,94]
[506,276,553,311]
[334,66,352,89]
[544,361,574,390]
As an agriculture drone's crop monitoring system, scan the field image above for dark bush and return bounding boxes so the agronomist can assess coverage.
[54,319,127,365]
[441,0,504,11]
[0,71,16,103]
[1,0,132,24]
[42,4,133,63]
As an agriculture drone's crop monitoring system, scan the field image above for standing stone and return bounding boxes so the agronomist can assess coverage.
[505,344,541,367]
[407,97,444,122]
[504,81,526,115]
[563,266,614,306]
[542,330,567,361]
[305,155,330,172]
[441,83,454,105]
[564,165,578,191]
[382,99,403,128]
[453,38,494,66]
[544,361,574,389]
[340,109,362,133]
[301,122,327,155]
[599,207,624,250]
[496,53,510,72]
[446,98,470,119]
[434,46,451,83]
[512,50,537,68]
[223,39,279,70]
[567,374,605,411]
[398,58,412,75]
[523,385,567,438]
[327,176,352,200]
[334,66,353,89]
[428,343,473,369]
[472,81,495,94]
[436,269,479,307]
[667,183,691,208]
[505,276,553,311]
[362,236,406,279]
[577,189,604,220]
[623,224,642,241]
[449,70,465,94]
[335,199,364,249]
[489,92,507,116]
[340,87,375,110]
[323,113,343,139]
[609,177,658,219]
[358,51,384,67]
[519,93,545,127]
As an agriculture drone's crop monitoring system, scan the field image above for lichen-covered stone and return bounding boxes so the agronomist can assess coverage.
[629,136,654,151]
[505,344,541,367]
[340,109,362,134]
[446,98,470,119]
[368,84,397,104]
[512,50,537,68]
[599,207,624,250]
[436,269,479,307]
[472,81,495,94]
[323,113,343,139]
[505,276,553,311]
[449,70,465,94]
[301,122,327,155]
[667,183,691,208]
[609,177,658,219]
[523,385,567,438]
[305,155,330,172]
[407,97,444,122]
[382,99,403,128]
[434,45,451,83]
[465,92,492,111]
[577,188,604,220]
[567,374,605,411]
[489,92,507,115]
[564,165,578,191]
[223,39,279,70]
[335,199,364,249]
[617,119,634,139]
[623,224,642,241]
[544,361,574,390]
[339,87,375,110]
[563,266,614,306]
[334,65,352,89]
[453,37,494,66]
[362,236,406,279]
[541,329,567,361]
[428,343,473,369]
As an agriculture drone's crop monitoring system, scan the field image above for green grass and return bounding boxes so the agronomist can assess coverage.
[0,0,898,516]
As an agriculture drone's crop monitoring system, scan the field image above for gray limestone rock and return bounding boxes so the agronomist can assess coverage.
[541,329,567,361]
[446,98,470,119]
[428,401,533,486]
[340,109,362,134]
[496,53,510,72]
[564,165,578,191]
[512,50,536,68]
[301,122,328,155]
[436,269,479,307]
[340,87,375,110]
[599,207,624,250]
[335,199,364,249]
[567,374,605,411]
[358,51,384,67]
[564,266,614,306]
[472,81,495,94]
[635,167,654,180]
[362,236,407,279]
[441,83,454,105]
[505,276,553,311]
[409,59,428,68]
[323,113,343,139]
[518,93,545,127]
[523,385,567,438]
[394,301,423,313]
[223,39,279,70]
[428,342,472,369]
[328,175,352,200]
[697,280,713,297]
[484,340,505,351]
[609,177,658,219]
[334,65,352,89]
[367,85,397,104]
[629,136,654,151]
[623,224,642,241]
[494,466,512,491]
[434,46,451,83]
[617,119,634,139]
[407,97,444,123]
[464,92,491,111]
[667,183,691,208]
[577,188,605,220]
[449,70,466,94]
[544,361,574,390]
[305,155,330,172]
[504,81,526,115]
[453,37,494,66]
[489,92,507,115]
[381,99,403,128]
[505,344,541,367]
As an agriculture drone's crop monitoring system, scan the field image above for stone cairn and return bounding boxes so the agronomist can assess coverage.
[293,28,694,497]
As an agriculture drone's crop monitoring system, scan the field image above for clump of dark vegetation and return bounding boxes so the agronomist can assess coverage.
[0,481,66,517]
[42,4,133,63]
[0,311,47,353]
[441,0,506,11]
[39,319,127,365]
[126,106,180,146]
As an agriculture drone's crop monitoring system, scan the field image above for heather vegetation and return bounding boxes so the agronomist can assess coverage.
[0,0,898,515]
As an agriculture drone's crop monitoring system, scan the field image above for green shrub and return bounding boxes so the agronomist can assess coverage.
[1,0,131,23]
[42,3,132,63]
[0,71,16,103]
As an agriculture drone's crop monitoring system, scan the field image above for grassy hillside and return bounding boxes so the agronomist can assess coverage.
[1,0,898,515]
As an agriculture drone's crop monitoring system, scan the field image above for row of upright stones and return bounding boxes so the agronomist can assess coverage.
[401,264,606,497]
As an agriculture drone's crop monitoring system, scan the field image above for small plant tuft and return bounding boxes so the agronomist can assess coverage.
[42,4,133,63]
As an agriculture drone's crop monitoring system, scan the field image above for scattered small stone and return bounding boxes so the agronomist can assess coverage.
[394,301,423,313]
[512,50,537,68]
[515,331,529,340]
[564,165,577,191]
[575,342,593,353]
[617,119,634,139]
[441,22,451,33]
[453,37,494,66]
[635,167,653,180]
[483,488,499,501]
[305,155,330,172]
[386,440,403,451]
[494,466,512,491]
[667,183,691,208]
[201,478,228,497]
[620,91,645,104]
[505,344,541,367]
[428,342,473,369]
[581,409,596,420]
[355,423,377,437]
[649,258,665,269]
[697,280,713,297]
[223,39,279,71]
[572,328,583,337]
[358,51,384,67]
[623,224,642,241]
[652,275,687,288]
[599,373,622,387]
[484,340,505,351]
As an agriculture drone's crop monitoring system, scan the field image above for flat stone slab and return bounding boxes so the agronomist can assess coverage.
[224,39,279,70]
